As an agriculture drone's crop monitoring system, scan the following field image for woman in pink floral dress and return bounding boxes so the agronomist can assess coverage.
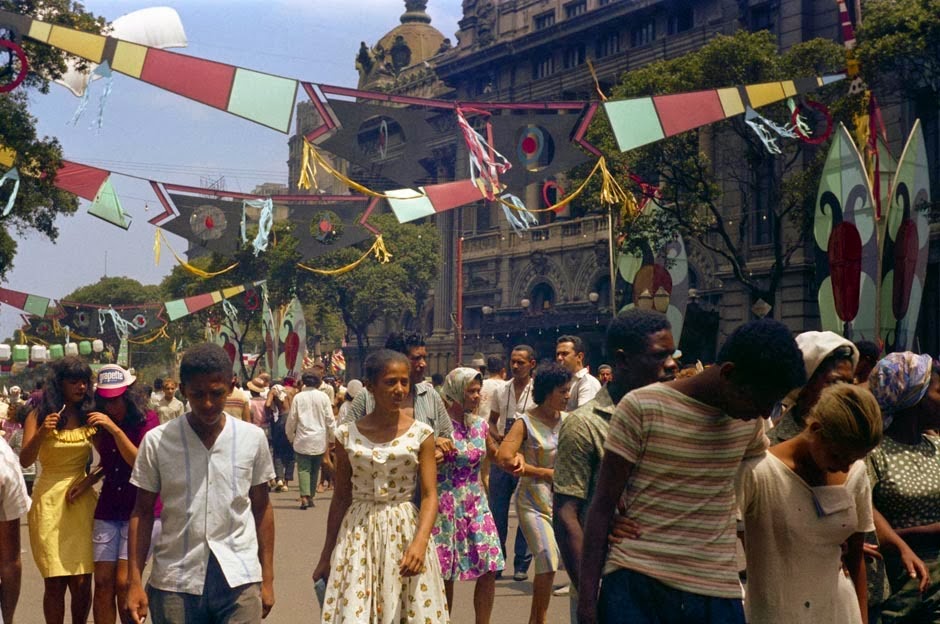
[434,367,505,623]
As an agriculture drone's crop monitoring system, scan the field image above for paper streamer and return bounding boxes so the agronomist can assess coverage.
[1,167,20,216]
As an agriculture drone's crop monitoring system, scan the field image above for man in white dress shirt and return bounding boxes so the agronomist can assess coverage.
[0,436,30,624]
[127,343,276,624]
[556,335,602,411]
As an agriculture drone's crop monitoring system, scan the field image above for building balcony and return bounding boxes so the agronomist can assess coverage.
[462,213,609,261]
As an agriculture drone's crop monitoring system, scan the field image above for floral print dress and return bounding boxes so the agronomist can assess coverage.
[432,415,505,580]
[321,420,449,624]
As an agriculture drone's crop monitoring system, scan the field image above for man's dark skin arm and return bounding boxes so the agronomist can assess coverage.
[0,519,21,624]
[127,489,157,624]
[250,483,276,618]
[553,494,585,589]
[577,452,635,624]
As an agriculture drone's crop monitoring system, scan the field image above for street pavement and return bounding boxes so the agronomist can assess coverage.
[15,486,571,623]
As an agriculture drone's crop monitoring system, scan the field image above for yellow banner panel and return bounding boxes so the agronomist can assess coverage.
[745,82,786,109]
[782,81,797,98]
[717,88,744,118]
[27,20,51,42]
[210,292,224,303]
[48,26,106,63]
[0,146,15,168]
[221,286,244,299]
[111,40,148,78]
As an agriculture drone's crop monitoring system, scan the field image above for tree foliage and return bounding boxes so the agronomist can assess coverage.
[0,1,104,278]
[570,31,854,306]
[855,0,940,100]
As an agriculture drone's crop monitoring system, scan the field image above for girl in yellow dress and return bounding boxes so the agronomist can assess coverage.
[20,357,99,623]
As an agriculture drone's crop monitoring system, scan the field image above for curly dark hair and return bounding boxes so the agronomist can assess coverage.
[384,332,425,356]
[364,349,411,386]
[607,309,672,357]
[533,362,572,405]
[179,343,233,385]
[94,383,150,428]
[717,319,806,397]
[38,356,95,426]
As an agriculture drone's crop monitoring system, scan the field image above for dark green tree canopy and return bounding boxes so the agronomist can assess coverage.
[0,1,104,278]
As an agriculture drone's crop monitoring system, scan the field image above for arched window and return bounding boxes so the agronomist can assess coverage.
[530,282,555,312]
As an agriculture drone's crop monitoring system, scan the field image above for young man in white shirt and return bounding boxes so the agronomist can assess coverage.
[556,335,602,411]
[487,345,538,581]
[285,370,336,510]
[127,343,276,623]
[0,437,30,624]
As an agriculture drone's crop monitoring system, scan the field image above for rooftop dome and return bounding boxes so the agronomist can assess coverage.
[356,0,446,89]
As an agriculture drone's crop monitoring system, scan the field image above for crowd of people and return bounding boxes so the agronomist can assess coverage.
[1,312,939,623]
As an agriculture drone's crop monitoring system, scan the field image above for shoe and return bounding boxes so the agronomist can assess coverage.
[553,583,570,596]
[512,571,528,582]
[300,501,308,510]
[277,485,288,492]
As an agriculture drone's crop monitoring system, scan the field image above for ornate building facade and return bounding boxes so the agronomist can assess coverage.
[289,0,939,374]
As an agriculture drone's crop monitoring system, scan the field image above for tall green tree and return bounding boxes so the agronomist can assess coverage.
[0,1,104,278]
[571,31,853,310]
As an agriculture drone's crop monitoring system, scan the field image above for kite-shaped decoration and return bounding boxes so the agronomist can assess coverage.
[880,120,930,352]
[287,197,375,259]
[617,205,689,342]
[317,100,439,187]
[604,74,845,153]
[87,177,131,229]
[814,124,878,341]
[161,193,243,258]
[22,315,55,339]
[490,107,596,194]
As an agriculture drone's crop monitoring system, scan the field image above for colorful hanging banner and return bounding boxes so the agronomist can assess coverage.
[604,74,846,153]
[163,280,265,321]
[0,286,51,317]
[0,9,298,133]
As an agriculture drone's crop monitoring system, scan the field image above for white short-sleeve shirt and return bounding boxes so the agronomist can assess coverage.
[0,440,29,521]
[131,413,275,595]
[492,379,536,435]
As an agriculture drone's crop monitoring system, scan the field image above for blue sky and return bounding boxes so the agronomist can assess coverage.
[2,0,463,338]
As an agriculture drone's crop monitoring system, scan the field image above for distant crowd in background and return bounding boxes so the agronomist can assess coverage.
[1,313,940,624]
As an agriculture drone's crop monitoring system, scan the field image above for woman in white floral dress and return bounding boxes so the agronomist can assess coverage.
[313,349,449,623]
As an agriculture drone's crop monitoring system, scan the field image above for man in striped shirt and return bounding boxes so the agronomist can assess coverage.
[577,319,806,624]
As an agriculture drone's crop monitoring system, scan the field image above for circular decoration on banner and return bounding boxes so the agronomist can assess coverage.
[34,320,53,337]
[244,289,260,311]
[0,39,28,93]
[378,119,389,159]
[189,205,227,241]
[791,101,833,145]
[311,210,343,244]
[515,124,555,172]
[358,116,403,158]
[73,310,91,329]
[131,313,148,329]
[542,180,565,209]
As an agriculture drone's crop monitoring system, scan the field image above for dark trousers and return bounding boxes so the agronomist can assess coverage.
[147,554,262,624]
[489,460,531,574]
[598,568,745,624]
